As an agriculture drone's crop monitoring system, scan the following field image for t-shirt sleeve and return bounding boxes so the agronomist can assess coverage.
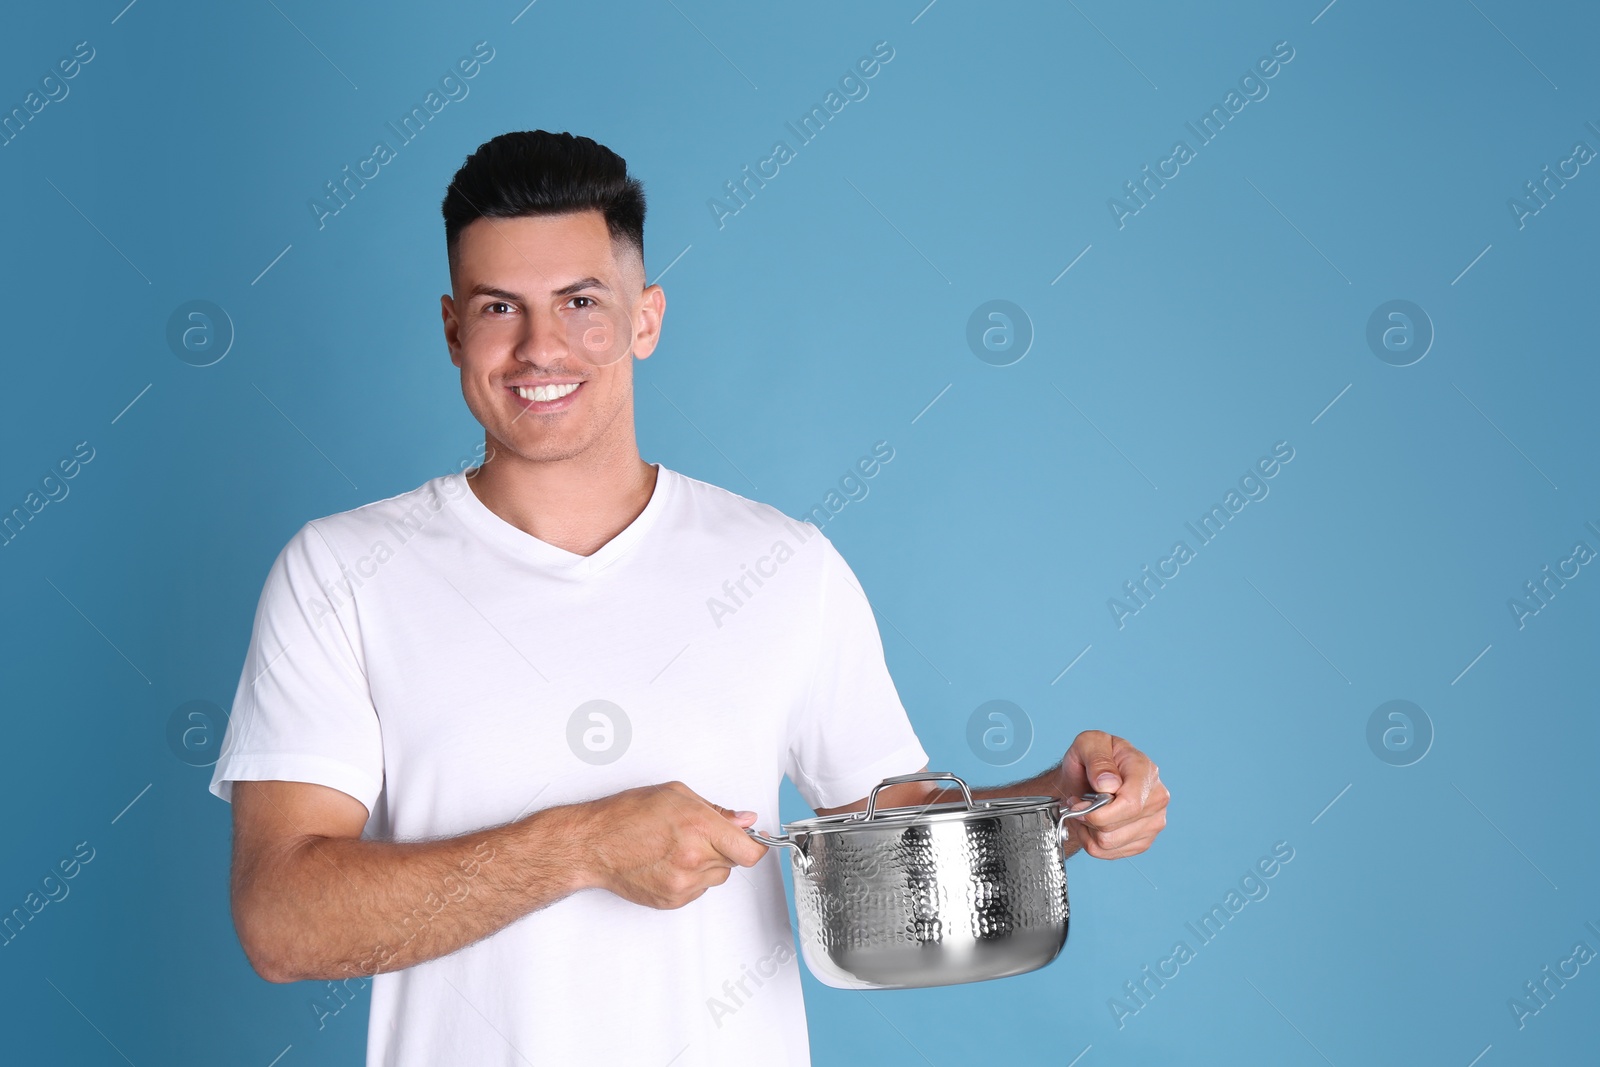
[785,533,929,811]
[209,521,385,819]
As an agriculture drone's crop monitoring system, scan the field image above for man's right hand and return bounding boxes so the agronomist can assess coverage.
[574,781,769,910]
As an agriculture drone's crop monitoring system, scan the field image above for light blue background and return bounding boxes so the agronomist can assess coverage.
[2,1,1595,1064]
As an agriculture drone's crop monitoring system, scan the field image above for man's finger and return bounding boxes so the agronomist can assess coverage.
[1070,730,1123,793]
[1088,768,1168,828]
[708,816,770,868]
[1079,791,1147,832]
[1086,814,1163,854]
[1084,836,1153,860]
[709,804,759,826]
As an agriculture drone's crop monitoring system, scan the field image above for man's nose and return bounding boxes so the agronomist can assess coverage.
[512,309,570,365]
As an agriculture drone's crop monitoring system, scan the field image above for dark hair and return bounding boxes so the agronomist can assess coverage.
[441,130,646,273]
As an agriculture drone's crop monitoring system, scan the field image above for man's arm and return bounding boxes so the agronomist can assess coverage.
[813,730,1169,860]
[230,779,767,984]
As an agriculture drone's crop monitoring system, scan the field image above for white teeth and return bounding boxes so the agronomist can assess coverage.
[516,383,580,402]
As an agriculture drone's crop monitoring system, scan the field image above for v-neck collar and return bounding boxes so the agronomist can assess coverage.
[444,463,674,577]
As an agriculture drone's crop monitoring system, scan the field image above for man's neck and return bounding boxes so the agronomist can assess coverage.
[466,443,658,558]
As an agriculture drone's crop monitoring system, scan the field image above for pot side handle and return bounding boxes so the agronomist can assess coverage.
[746,828,797,849]
[745,827,814,874]
[1056,792,1115,843]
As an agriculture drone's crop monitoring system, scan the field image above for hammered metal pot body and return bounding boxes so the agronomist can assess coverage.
[790,805,1071,990]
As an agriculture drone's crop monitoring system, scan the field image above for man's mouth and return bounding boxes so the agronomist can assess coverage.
[508,381,583,407]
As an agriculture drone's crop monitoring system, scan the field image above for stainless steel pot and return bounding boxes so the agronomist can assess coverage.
[747,771,1112,990]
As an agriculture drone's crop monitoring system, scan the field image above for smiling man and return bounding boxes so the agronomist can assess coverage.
[210,130,1168,1067]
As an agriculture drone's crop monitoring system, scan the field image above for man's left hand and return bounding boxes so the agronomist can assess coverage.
[1056,730,1168,859]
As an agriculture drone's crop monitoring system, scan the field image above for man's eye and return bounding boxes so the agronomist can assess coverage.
[568,296,596,310]
[486,302,514,314]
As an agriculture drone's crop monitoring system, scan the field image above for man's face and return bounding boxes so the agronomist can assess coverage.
[442,210,663,464]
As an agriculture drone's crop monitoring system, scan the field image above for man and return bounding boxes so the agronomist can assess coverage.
[210,130,1168,1066]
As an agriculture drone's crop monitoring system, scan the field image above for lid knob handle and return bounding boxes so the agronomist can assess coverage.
[861,771,975,821]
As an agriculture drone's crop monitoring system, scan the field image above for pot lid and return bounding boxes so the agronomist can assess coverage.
[782,794,1062,835]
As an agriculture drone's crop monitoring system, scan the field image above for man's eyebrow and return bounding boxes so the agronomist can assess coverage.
[550,276,611,298]
[466,278,611,302]
[467,284,524,302]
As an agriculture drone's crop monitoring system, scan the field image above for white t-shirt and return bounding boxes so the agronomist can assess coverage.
[209,463,928,1067]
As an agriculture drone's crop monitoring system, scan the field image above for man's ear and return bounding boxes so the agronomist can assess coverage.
[441,294,462,367]
[631,284,666,362]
